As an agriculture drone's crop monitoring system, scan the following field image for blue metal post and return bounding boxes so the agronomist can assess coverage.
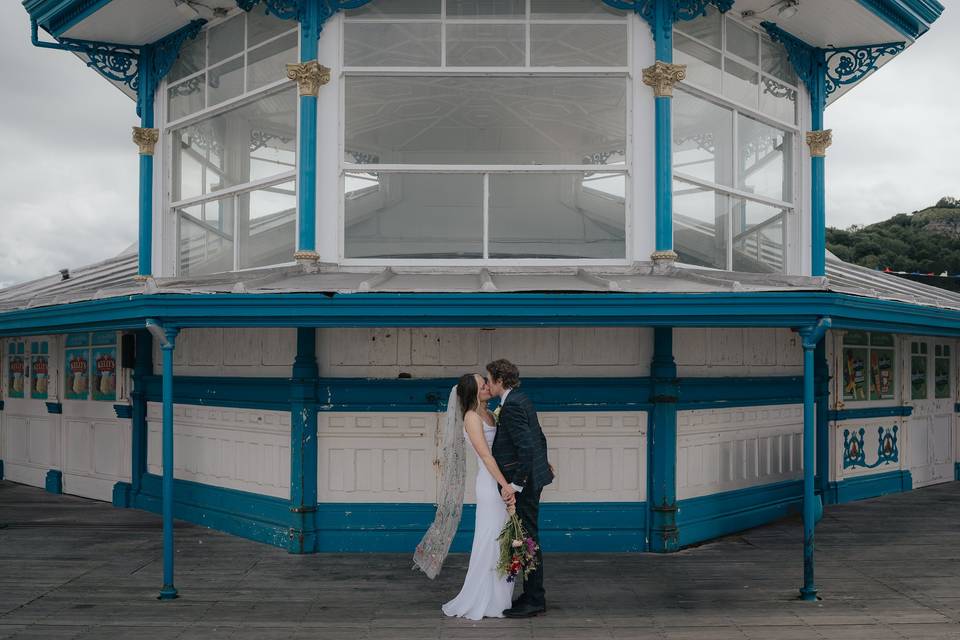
[809,80,827,277]
[799,318,830,601]
[651,0,678,259]
[289,327,319,553]
[130,329,153,496]
[648,327,679,552]
[134,76,156,279]
[159,326,179,600]
[814,340,830,498]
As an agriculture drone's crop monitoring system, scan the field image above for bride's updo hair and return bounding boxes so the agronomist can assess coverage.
[456,374,479,419]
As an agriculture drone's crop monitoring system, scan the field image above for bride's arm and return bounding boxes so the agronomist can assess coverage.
[464,412,511,491]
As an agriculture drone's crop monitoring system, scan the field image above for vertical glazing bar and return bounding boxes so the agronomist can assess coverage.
[159,327,178,600]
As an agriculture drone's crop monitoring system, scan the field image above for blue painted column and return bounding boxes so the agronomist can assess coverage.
[132,89,158,279]
[798,319,830,601]
[131,329,153,496]
[648,327,679,552]
[814,340,830,498]
[289,328,319,553]
[159,327,179,600]
[807,78,830,277]
[286,2,328,267]
[642,0,686,265]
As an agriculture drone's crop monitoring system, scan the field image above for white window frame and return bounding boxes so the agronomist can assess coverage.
[671,11,803,274]
[159,8,301,277]
[337,0,633,266]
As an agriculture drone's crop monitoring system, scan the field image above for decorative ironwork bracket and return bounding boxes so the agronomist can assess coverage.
[236,0,374,25]
[601,0,733,37]
[761,21,905,105]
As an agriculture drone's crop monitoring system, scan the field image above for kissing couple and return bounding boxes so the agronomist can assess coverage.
[414,359,554,620]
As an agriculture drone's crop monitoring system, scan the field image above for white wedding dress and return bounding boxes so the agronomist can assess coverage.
[442,420,513,620]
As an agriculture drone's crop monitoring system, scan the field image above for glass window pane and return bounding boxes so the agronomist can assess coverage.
[761,37,797,85]
[345,173,483,258]
[738,114,792,203]
[760,76,797,124]
[489,173,625,259]
[935,356,951,398]
[674,33,721,93]
[676,6,721,47]
[447,24,525,66]
[732,199,785,273]
[169,32,205,83]
[673,90,734,187]
[531,0,625,19]
[247,32,298,91]
[673,180,729,270]
[871,333,895,347]
[208,15,244,66]
[912,354,928,400]
[345,76,626,164]
[447,0,525,17]
[531,24,627,66]
[344,23,441,66]
[842,347,868,401]
[247,5,295,47]
[179,200,235,276]
[844,330,869,346]
[345,0,440,18]
[726,18,759,65]
[723,57,759,109]
[870,348,895,400]
[208,57,245,106]
[173,87,297,199]
[168,76,204,122]
[237,181,296,269]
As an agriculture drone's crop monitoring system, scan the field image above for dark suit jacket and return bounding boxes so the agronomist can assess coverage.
[491,390,554,491]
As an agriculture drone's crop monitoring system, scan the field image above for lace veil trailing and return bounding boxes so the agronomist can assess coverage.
[413,385,466,579]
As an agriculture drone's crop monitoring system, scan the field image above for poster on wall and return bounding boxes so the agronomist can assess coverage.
[872,350,894,400]
[8,347,26,399]
[92,347,117,402]
[843,348,867,401]
[30,355,49,400]
[65,348,90,400]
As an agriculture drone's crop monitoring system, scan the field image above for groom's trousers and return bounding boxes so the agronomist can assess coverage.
[516,486,545,607]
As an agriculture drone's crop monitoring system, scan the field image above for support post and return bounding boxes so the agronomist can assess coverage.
[648,327,679,552]
[289,328,319,553]
[798,318,831,601]
[130,329,153,496]
[814,340,830,498]
[147,320,180,600]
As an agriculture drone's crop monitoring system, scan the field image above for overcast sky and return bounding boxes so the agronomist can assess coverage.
[0,3,957,288]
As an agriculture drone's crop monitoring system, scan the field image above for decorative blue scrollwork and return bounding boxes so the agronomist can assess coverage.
[762,21,905,105]
[137,20,206,117]
[843,425,899,470]
[601,0,733,37]
[237,0,374,24]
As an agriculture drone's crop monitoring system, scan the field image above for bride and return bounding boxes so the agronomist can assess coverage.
[413,373,514,620]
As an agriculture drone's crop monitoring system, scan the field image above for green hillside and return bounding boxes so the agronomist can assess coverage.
[826,197,960,274]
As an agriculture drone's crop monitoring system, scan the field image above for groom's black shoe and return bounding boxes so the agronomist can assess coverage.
[503,602,546,618]
[511,595,547,612]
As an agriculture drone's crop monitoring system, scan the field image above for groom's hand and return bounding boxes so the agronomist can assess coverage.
[500,484,516,504]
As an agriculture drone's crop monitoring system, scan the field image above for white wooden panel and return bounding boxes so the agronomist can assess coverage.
[262,328,297,366]
[28,417,55,468]
[147,403,291,498]
[832,416,904,483]
[223,329,261,366]
[329,329,399,366]
[570,328,643,365]
[492,329,560,366]
[411,329,480,366]
[62,417,131,501]
[676,328,802,376]
[677,405,803,499]
[746,329,779,366]
[157,328,295,377]
[3,415,29,463]
[320,411,647,504]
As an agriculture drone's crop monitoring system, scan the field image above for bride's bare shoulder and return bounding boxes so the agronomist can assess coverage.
[463,410,482,430]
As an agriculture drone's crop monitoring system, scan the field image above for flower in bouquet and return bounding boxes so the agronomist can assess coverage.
[496,512,539,582]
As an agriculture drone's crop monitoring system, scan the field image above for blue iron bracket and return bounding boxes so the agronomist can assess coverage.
[602,0,733,38]
[761,22,904,110]
[236,0,374,25]
[843,425,899,469]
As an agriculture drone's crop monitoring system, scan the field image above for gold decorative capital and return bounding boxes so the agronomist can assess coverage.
[133,274,149,282]
[806,129,833,157]
[642,61,686,98]
[294,250,320,263]
[132,127,159,155]
[286,60,330,96]
[650,250,678,262]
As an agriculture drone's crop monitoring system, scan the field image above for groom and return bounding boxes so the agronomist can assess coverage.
[487,359,554,618]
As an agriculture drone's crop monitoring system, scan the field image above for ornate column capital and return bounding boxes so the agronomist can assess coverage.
[286,60,331,96]
[642,61,686,97]
[806,129,833,157]
[132,127,159,155]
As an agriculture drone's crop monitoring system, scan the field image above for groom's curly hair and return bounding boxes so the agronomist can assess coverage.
[486,359,520,389]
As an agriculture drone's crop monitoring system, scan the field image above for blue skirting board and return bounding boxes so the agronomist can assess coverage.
[824,470,913,505]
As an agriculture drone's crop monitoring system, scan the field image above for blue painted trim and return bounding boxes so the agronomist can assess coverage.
[112,480,131,507]
[316,502,648,553]
[648,327,678,552]
[955,462,960,481]
[0,459,4,480]
[0,400,4,412]
[824,470,912,504]
[113,403,132,419]
[954,403,960,414]
[9,292,960,338]
[857,0,936,38]
[130,329,151,496]
[22,0,111,36]
[676,376,802,409]
[289,328,319,553]
[137,153,153,277]
[45,469,63,494]
[133,473,291,549]
[829,406,912,420]
[814,341,830,497]
[45,402,63,414]
[143,375,290,411]
[677,479,803,547]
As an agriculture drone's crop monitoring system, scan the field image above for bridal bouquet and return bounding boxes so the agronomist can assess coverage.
[496,509,539,582]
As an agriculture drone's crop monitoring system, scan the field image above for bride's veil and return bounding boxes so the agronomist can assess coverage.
[413,385,466,579]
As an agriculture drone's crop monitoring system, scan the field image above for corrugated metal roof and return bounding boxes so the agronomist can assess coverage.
[1,247,959,315]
